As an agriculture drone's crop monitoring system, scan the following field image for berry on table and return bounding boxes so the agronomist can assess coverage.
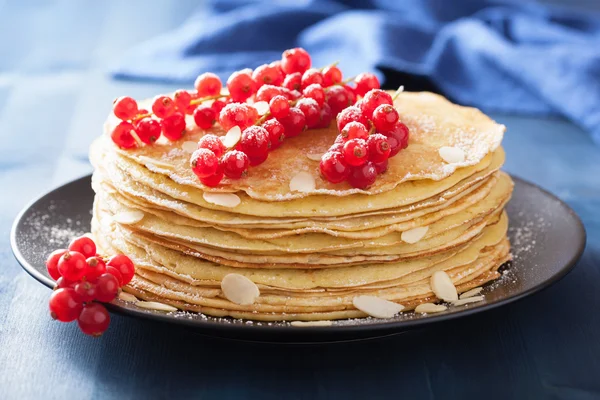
[111,122,137,149]
[152,95,176,118]
[219,103,258,131]
[316,102,334,128]
[382,122,410,157]
[95,273,120,302]
[320,151,350,183]
[372,104,399,133]
[46,249,67,280]
[112,96,138,120]
[240,126,270,159]
[255,85,294,103]
[326,86,353,116]
[367,133,391,163]
[74,281,97,303]
[200,163,224,187]
[252,64,284,87]
[211,100,227,115]
[190,148,219,178]
[336,106,369,132]
[301,68,324,89]
[282,72,302,91]
[227,70,257,102]
[193,105,217,130]
[347,162,377,189]
[374,159,389,174]
[106,254,135,286]
[341,121,369,140]
[135,118,161,144]
[343,139,369,166]
[195,72,222,97]
[84,256,107,281]
[77,303,110,337]
[198,134,226,158]
[49,288,83,322]
[323,65,342,87]
[161,112,187,141]
[277,107,306,138]
[303,84,325,106]
[262,119,286,150]
[269,95,290,119]
[222,150,249,179]
[58,251,87,281]
[281,48,311,74]
[173,89,192,112]
[359,89,393,119]
[354,72,380,97]
[296,98,321,128]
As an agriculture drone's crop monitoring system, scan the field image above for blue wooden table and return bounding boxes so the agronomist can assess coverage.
[1,1,599,399]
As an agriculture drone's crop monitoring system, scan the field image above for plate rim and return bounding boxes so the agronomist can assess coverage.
[10,173,587,337]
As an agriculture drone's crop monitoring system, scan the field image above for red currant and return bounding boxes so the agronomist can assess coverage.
[84,256,106,282]
[219,103,258,131]
[316,102,334,128]
[161,112,186,141]
[323,65,343,87]
[77,303,110,337]
[152,95,176,118]
[360,89,393,118]
[343,139,369,166]
[58,251,87,281]
[262,119,286,149]
[68,236,96,258]
[95,273,120,302]
[382,122,410,157]
[336,106,369,132]
[227,70,256,102]
[198,134,226,158]
[372,104,399,132]
[106,254,135,286]
[255,85,294,103]
[354,73,380,97]
[111,121,137,149]
[329,142,344,153]
[191,148,219,178]
[252,64,284,87]
[222,150,249,179]
[269,95,290,119]
[211,100,227,115]
[334,134,345,144]
[303,84,325,106]
[173,89,192,112]
[248,153,269,166]
[49,288,83,322]
[374,159,389,174]
[106,266,124,286]
[345,85,357,105]
[320,151,350,183]
[200,163,224,187]
[296,98,321,128]
[341,121,369,140]
[56,277,77,289]
[281,47,311,74]
[326,86,353,116]
[74,281,97,302]
[301,68,324,89]
[112,96,138,120]
[46,249,67,280]
[195,72,222,97]
[278,107,306,138]
[282,72,302,91]
[135,118,161,144]
[193,105,217,130]
[348,162,377,189]
[367,133,391,162]
[240,126,270,158]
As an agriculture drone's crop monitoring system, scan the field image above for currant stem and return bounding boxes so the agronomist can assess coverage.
[190,93,229,106]
[391,85,405,101]
[318,61,340,72]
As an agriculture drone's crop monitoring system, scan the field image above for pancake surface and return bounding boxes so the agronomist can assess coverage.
[91,90,513,321]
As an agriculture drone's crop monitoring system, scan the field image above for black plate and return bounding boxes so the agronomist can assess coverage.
[11,174,586,343]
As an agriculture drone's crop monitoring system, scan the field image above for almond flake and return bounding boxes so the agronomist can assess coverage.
[136,301,178,312]
[401,226,429,244]
[101,183,117,194]
[415,303,447,313]
[289,171,315,193]
[182,141,198,153]
[253,101,270,116]
[118,292,138,302]
[138,156,175,170]
[202,192,241,208]
[290,320,333,327]
[431,271,458,301]
[221,126,242,148]
[113,210,145,224]
[460,287,483,299]
[352,295,404,319]
[452,295,485,306]
[221,273,260,305]
[439,146,465,163]
[306,153,324,161]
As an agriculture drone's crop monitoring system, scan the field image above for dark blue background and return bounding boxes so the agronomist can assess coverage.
[0,1,599,399]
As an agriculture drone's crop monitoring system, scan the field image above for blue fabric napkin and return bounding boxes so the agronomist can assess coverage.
[111,0,600,144]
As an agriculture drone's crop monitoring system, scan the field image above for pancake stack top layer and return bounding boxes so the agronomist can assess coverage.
[91,91,514,321]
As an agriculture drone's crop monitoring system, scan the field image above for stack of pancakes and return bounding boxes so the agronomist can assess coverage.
[90,91,513,321]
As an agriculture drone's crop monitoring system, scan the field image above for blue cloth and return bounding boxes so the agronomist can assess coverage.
[111,0,600,144]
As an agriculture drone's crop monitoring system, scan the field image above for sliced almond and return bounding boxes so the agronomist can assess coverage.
[439,146,465,163]
[118,292,138,302]
[182,141,198,153]
[306,153,324,161]
[253,101,270,116]
[100,183,117,194]
[289,171,316,193]
[460,287,483,299]
[221,273,260,305]
[221,126,242,148]
[352,296,404,319]
[112,210,145,225]
[290,320,333,327]
[138,156,175,170]
[452,296,485,306]
[415,303,447,313]
[202,192,241,208]
[431,271,458,301]
[136,301,178,312]
[401,226,429,244]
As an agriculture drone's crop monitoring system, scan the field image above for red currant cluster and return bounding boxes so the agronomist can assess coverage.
[45,236,135,337]
[320,89,409,188]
